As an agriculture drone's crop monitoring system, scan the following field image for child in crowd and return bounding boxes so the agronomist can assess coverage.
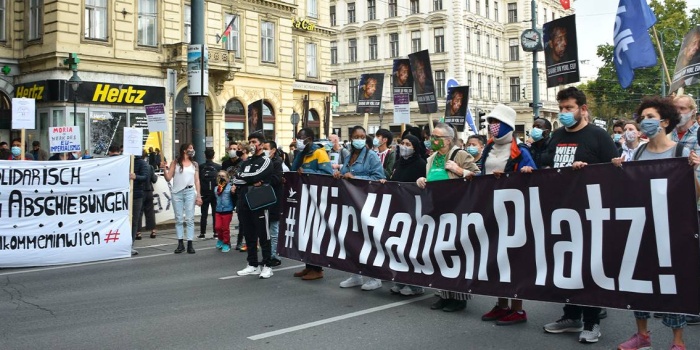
[214,170,235,252]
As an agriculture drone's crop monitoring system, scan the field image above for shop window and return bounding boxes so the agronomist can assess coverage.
[90,111,126,156]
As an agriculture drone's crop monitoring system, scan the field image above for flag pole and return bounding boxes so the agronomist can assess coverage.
[651,26,673,94]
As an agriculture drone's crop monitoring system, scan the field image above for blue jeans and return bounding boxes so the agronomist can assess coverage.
[634,312,687,329]
[269,220,279,259]
[172,187,196,240]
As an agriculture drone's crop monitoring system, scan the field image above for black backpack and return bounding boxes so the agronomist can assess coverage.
[200,162,219,193]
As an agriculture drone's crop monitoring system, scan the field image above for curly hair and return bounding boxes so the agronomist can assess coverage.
[556,87,587,107]
[635,96,680,134]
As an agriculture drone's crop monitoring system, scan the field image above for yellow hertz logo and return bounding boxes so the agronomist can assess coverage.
[92,84,146,104]
[16,84,45,99]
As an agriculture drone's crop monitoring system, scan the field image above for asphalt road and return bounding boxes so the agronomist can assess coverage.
[1,229,698,350]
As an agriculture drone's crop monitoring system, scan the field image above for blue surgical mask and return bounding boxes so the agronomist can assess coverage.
[613,133,622,142]
[640,119,662,138]
[352,139,366,150]
[558,112,577,128]
[424,140,431,149]
[11,146,21,157]
[530,127,544,142]
[372,138,379,147]
[466,146,479,156]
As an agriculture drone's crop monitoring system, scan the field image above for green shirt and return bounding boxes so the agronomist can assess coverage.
[426,153,450,182]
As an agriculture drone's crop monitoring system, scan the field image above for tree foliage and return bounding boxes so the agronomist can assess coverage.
[581,0,696,121]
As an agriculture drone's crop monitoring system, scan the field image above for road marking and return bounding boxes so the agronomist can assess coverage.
[0,247,217,276]
[219,264,304,280]
[247,294,433,340]
[140,243,170,248]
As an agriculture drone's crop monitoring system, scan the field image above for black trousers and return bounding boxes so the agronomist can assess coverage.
[563,304,602,325]
[238,205,271,267]
[138,190,156,231]
[200,195,217,235]
[131,196,144,241]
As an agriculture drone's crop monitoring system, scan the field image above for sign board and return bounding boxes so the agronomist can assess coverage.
[393,94,410,124]
[49,126,82,153]
[12,98,36,129]
[122,127,144,155]
[187,44,209,96]
[145,103,168,132]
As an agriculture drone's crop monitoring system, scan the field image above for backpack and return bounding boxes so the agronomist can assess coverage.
[632,143,685,161]
[200,162,218,193]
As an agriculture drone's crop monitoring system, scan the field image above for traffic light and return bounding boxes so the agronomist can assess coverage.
[522,87,526,99]
[478,111,486,130]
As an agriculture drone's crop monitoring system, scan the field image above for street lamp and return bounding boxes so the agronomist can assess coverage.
[290,111,300,139]
[658,28,680,96]
[67,70,82,125]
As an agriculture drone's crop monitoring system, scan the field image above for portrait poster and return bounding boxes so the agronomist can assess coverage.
[444,86,469,132]
[543,14,580,88]
[355,73,384,114]
[670,26,700,92]
[248,103,263,134]
[392,59,414,101]
[408,50,438,114]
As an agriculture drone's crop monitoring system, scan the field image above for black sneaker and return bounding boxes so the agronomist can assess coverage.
[269,258,282,267]
[213,233,218,239]
[198,234,206,239]
[598,308,607,319]
[687,315,700,325]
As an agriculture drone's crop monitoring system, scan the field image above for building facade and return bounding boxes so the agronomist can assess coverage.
[0,0,333,160]
[329,0,573,140]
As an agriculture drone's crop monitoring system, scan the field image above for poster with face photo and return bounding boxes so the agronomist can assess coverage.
[248,103,263,134]
[355,73,384,114]
[543,14,580,88]
[408,50,438,114]
[444,86,469,132]
[670,26,700,92]
[392,59,414,101]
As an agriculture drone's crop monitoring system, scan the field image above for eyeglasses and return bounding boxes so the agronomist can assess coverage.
[430,136,450,140]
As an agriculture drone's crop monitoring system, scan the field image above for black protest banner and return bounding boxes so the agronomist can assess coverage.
[544,14,580,88]
[356,73,385,114]
[444,86,469,131]
[408,50,438,114]
[671,26,700,92]
[392,59,414,101]
[279,158,700,314]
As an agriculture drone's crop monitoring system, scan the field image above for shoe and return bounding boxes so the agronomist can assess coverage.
[186,241,195,254]
[599,308,608,319]
[174,239,185,254]
[259,266,273,279]
[430,297,449,310]
[543,317,584,333]
[481,305,511,321]
[213,233,218,239]
[268,258,282,267]
[135,233,142,240]
[339,275,363,288]
[150,231,157,239]
[443,299,467,312]
[618,332,651,350]
[301,270,324,280]
[221,245,231,253]
[654,313,664,318]
[390,285,402,294]
[235,243,242,250]
[579,323,601,343]
[237,265,261,276]
[686,315,700,325]
[216,240,223,249]
[399,286,424,296]
[361,278,382,291]
[496,310,528,325]
[198,233,206,239]
[670,344,687,350]
[131,249,139,256]
[293,268,311,278]
[240,244,247,252]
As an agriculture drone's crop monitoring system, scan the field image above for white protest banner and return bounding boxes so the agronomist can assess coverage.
[123,127,144,155]
[145,103,168,132]
[393,94,410,124]
[0,156,132,267]
[12,98,36,129]
[49,126,82,153]
[145,175,201,225]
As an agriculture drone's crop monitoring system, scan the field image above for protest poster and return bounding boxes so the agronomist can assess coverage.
[12,98,36,129]
[0,156,132,267]
[408,50,438,114]
[280,159,700,314]
[145,103,168,132]
[49,126,82,153]
[356,73,384,114]
[392,59,414,101]
[444,86,469,131]
[122,127,144,155]
[670,26,700,92]
[544,14,580,88]
[393,94,410,124]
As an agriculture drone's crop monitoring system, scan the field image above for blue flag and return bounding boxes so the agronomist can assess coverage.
[614,0,657,88]
[466,108,478,134]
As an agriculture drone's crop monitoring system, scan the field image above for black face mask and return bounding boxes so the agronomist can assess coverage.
[235,150,244,158]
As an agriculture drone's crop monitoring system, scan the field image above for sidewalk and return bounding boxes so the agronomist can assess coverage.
[135,215,241,249]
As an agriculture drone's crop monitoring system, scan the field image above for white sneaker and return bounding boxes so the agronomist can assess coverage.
[579,324,601,343]
[399,285,424,296]
[237,265,261,276]
[361,278,382,291]
[259,266,273,279]
[389,285,402,294]
[339,275,363,288]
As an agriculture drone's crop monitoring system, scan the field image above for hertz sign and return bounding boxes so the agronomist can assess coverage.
[13,80,166,105]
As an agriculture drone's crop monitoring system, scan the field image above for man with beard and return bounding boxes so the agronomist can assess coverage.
[394,62,411,87]
[541,87,619,344]
[545,25,572,67]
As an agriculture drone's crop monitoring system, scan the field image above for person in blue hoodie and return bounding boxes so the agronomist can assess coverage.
[214,170,236,253]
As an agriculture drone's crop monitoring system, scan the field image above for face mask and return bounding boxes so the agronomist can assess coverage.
[73,152,80,159]
[399,145,414,158]
[424,140,431,149]
[430,138,444,151]
[187,150,195,158]
[624,130,637,143]
[352,139,366,150]
[530,127,544,142]
[613,133,622,142]
[248,145,256,154]
[324,144,332,152]
[11,146,20,157]
[640,119,662,138]
[488,123,501,137]
[228,150,236,158]
[373,138,380,147]
[558,112,577,128]
[296,139,306,151]
[218,176,227,184]
[263,150,270,157]
[466,146,479,156]
[680,111,694,126]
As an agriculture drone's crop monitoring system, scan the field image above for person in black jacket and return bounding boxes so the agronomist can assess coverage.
[130,155,150,256]
[390,135,426,182]
[263,140,285,266]
[527,118,552,168]
[198,149,221,239]
[233,133,279,279]
[138,163,158,239]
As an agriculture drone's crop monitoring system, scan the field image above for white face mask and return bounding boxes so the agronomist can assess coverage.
[263,150,270,157]
[296,139,306,151]
[680,111,694,126]
[228,150,236,158]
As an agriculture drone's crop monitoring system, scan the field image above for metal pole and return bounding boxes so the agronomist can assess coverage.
[191,0,206,163]
[660,31,666,96]
[531,0,541,120]
[73,92,77,126]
